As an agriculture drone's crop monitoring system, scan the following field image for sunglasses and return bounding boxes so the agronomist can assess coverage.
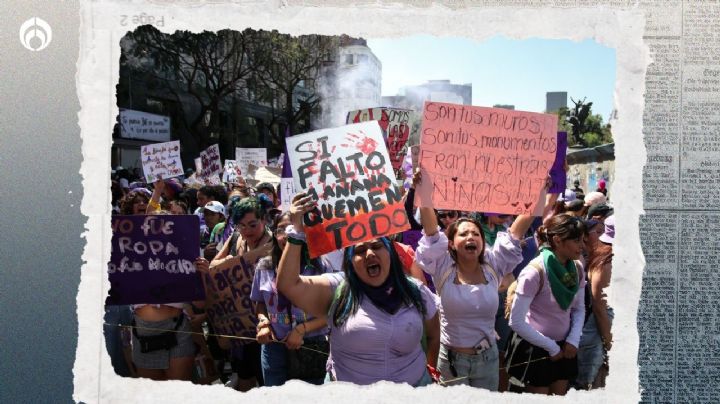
[438,211,458,219]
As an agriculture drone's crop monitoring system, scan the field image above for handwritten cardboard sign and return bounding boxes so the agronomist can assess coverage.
[347,107,418,179]
[418,102,557,214]
[286,121,410,258]
[223,159,242,184]
[106,215,203,305]
[235,147,267,178]
[202,240,272,349]
[199,144,222,179]
[141,140,184,183]
[549,132,568,193]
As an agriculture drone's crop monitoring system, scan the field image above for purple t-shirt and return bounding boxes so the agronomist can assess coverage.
[415,230,522,347]
[250,257,329,340]
[515,257,586,342]
[323,272,439,386]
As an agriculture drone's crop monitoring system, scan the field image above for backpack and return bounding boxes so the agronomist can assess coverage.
[434,262,498,293]
[504,259,544,320]
[504,258,582,320]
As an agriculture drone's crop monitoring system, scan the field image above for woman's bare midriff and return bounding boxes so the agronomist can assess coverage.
[135,305,183,321]
[448,346,484,355]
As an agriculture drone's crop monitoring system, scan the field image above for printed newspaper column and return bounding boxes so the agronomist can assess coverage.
[286,121,410,258]
[417,102,557,214]
[140,140,184,183]
[106,215,203,305]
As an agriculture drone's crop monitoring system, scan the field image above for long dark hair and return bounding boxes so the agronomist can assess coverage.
[330,237,426,327]
[537,213,586,250]
[267,212,322,275]
[445,217,487,264]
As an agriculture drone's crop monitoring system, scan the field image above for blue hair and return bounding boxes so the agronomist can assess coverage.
[330,237,426,327]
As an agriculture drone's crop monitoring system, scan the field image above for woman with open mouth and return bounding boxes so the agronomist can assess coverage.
[412,174,536,391]
[277,194,441,386]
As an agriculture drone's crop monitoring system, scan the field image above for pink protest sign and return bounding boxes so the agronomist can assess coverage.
[418,102,557,215]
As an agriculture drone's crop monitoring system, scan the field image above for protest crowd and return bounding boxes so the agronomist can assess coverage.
[106,104,616,396]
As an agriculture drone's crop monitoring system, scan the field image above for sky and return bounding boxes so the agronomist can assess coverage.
[367,35,616,121]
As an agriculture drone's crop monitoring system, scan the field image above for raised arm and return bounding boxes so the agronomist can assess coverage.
[276,193,334,319]
[146,180,164,213]
[412,170,439,237]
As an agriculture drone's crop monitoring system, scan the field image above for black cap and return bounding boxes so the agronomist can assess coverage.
[587,203,613,219]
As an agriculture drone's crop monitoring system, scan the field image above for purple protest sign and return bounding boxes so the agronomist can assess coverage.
[549,132,568,193]
[106,215,204,305]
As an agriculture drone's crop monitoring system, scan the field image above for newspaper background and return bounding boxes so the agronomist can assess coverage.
[72,1,718,403]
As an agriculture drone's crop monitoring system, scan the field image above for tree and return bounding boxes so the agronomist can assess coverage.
[119,26,338,158]
[247,30,338,149]
[121,26,253,152]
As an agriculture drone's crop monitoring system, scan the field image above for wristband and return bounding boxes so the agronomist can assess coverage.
[285,225,306,242]
[148,199,161,210]
[287,237,306,246]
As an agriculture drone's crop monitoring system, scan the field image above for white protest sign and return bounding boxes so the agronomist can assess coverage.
[119,108,171,142]
[286,121,409,257]
[223,160,242,183]
[140,140,183,183]
[254,166,281,186]
[199,144,222,179]
[280,177,296,211]
[235,148,267,178]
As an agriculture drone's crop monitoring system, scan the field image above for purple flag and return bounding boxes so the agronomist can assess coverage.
[281,126,292,178]
[549,132,568,193]
[106,215,203,305]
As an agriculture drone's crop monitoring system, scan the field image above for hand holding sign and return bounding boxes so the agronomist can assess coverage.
[289,193,316,231]
[412,169,434,209]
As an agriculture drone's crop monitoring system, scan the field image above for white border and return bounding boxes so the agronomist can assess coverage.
[75,2,648,402]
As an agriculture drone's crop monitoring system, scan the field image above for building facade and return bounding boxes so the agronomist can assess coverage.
[546,91,568,113]
[382,80,472,111]
[317,36,382,128]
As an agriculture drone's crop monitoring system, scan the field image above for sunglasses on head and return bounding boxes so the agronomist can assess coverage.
[438,211,457,219]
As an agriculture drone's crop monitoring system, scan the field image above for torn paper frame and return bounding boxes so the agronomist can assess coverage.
[75,2,647,403]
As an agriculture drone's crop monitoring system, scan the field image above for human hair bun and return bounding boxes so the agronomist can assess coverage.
[536,225,549,243]
[256,193,274,211]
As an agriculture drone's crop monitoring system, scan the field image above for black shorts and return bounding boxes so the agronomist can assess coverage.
[506,333,577,388]
[231,342,263,382]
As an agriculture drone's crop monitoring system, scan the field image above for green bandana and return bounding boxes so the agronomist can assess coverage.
[540,248,579,310]
[480,222,502,247]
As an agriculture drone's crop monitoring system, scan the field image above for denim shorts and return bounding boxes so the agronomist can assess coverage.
[576,307,614,387]
[438,343,499,390]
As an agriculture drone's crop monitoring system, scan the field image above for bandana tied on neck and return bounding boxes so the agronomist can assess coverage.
[540,247,579,310]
